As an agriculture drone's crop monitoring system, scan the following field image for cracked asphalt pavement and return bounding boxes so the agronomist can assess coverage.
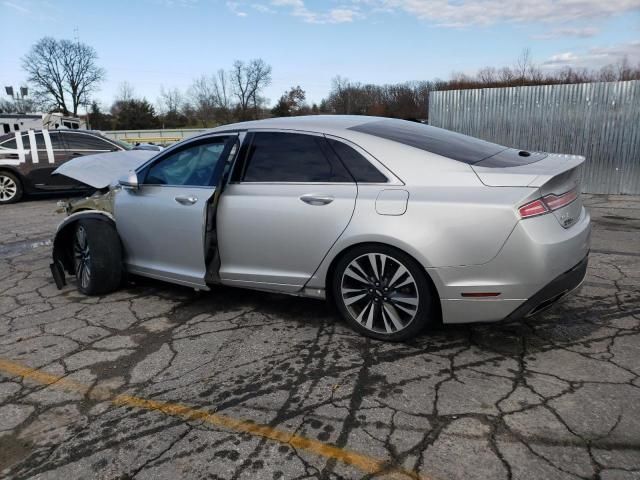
[0,194,639,480]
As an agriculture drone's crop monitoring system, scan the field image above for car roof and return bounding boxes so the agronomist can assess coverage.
[0,129,103,138]
[208,115,390,136]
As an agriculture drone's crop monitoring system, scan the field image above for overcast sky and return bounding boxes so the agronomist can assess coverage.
[2,0,639,111]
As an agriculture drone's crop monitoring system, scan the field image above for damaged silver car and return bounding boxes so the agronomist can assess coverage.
[51,116,590,341]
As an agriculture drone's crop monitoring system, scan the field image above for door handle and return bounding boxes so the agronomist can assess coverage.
[300,194,334,206]
[174,195,198,206]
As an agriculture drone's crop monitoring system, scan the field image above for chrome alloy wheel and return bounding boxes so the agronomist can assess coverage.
[340,253,420,334]
[73,226,91,290]
[0,174,17,202]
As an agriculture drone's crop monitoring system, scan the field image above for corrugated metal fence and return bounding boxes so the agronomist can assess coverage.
[429,80,640,194]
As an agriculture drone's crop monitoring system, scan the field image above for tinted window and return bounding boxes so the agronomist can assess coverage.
[145,139,229,186]
[48,132,65,149]
[0,136,17,149]
[62,132,115,150]
[327,138,387,183]
[349,119,507,165]
[243,132,352,183]
[33,133,47,149]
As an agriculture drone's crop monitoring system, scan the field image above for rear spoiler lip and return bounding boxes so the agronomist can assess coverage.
[471,153,585,188]
[527,154,585,188]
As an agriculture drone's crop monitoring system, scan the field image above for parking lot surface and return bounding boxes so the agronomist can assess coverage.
[1,194,639,480]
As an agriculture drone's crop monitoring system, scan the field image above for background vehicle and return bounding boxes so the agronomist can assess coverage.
[0,129,131,204]
[1,113,85,134]
[51,116,591,341]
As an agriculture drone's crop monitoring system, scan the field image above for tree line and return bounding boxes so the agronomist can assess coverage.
[1,38,639,130]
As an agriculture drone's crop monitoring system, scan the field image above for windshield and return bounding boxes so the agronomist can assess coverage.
[109,138,133,150]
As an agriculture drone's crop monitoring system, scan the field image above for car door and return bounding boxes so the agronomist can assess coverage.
[114,133,238,288]
[216,130,358,292]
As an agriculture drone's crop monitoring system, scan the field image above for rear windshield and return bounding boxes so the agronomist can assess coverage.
[348,119,507,165]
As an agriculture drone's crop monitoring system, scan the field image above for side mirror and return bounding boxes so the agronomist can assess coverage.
[118,170,139,191]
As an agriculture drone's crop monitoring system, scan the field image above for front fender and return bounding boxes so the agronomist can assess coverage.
[52,210,116,276]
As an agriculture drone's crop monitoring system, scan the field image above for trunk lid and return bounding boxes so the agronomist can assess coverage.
[53,150,156,189]
[472,150,585,229]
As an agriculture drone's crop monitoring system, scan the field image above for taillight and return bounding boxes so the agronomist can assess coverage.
[542,189,578,210]
[519,199,548,218]
[519,188,577,219]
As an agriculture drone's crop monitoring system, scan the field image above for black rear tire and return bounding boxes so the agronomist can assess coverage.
[0,171,23,204]
[331,244,435,341]
[73,219,122,295]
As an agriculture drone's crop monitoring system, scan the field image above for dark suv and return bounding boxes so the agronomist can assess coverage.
[0,129,131,204]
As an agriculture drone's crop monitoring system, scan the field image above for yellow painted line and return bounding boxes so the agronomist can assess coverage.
[0,358,427,480]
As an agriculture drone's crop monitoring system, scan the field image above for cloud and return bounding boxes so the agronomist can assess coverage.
[251,3,275,13]
[370,0,640,27]
[3,1,30,13]
[542,41,640,69]
[229,0,639,27]
[227,1,248,16]
[531,26,601,40]
[270,0,359,23]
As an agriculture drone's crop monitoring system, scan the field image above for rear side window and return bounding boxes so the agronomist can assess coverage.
[33,133,47,149]
[327,138,387,183]
[62,132,115,151]
[48,132,65,150]
[242,132,352,183]
[349,119,507,165]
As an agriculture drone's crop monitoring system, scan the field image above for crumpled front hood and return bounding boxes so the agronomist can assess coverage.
[53,150,156,189]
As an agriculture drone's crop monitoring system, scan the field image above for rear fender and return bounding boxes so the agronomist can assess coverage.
[52,210,116,276]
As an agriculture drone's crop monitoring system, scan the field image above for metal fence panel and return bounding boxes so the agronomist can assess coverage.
[428,81,640,194]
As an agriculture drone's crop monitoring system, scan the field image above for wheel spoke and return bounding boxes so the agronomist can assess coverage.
[344,292,368,306]
[392,294,419,307]
[383,303,405,331]
[355,300,373,325]
[388,265,408,289]
[342,287,367,294]
[380,306,393,333]
[379,255,387,280]
[344,265,369,285]
[368,254,379,281]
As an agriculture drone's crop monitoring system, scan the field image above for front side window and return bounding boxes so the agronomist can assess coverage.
[242,132,352,183]
[145,138,231,187]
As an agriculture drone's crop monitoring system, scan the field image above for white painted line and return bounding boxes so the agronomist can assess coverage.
[42,130,54,164]
[28,130,39,164]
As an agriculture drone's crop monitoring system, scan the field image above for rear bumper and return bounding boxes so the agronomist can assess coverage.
[503,253,588,321]
[434,206,591,324]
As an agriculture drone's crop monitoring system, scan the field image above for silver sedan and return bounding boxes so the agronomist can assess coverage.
[51,116,591,341]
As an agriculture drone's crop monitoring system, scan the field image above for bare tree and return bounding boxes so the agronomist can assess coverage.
[211,69,233,123]
[22,37,105,116]
[116,81,136,102]
[230,59,272,120]
[188,75,217,127]
[515,47,534,82]
[158,86,183,114]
